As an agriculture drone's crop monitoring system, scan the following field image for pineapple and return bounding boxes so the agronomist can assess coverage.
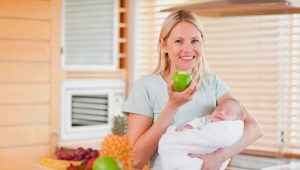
[100,115,133,170]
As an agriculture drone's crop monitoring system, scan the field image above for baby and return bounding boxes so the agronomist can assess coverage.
[158,98,245,170]
[177,98,245,132]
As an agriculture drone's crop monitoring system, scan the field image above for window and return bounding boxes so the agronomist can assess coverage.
[201,14,300,155]
[134,0,300,156]
[62,0,118,70]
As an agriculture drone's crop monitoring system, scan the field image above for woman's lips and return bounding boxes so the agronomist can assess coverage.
[180,56,195,60]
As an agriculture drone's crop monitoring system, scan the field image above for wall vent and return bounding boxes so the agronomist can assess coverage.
[60,80,125,140]
[71,95,109,126]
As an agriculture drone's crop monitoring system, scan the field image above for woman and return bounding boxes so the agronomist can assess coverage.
[122,10,262,170]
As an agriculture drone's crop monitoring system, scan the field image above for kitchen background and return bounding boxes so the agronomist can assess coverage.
[0,0,299,169]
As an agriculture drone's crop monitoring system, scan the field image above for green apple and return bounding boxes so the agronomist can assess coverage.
[172,71,192,92]
[92,156,122,170]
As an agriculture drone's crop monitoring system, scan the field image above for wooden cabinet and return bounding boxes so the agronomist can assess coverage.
[119,0,129,77]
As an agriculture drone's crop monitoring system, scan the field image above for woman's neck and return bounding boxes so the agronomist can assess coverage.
[161,72,172,83]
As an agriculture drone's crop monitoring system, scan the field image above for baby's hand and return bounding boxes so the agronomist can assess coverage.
[176,124,193,132]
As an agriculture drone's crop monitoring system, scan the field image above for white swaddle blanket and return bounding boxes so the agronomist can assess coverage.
[158,120,244,170]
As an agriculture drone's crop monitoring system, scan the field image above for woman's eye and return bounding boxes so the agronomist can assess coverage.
[192,39,199,43]
[175,40,182,44]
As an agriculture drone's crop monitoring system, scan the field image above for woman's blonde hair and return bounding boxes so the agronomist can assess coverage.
[153,10,210,89]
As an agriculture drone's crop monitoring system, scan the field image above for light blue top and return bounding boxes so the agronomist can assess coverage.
[122,72,230,170]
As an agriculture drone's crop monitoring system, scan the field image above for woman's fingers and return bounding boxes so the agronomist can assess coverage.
[167,79,196,106]
[167,80,174,94]
[183,80,196,100]
[185,80,196,93]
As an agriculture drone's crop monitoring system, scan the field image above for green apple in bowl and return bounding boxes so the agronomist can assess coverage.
[92,156,122,170]
[172,71,192,92]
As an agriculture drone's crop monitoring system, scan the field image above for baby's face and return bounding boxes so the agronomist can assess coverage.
[211,101,240,122]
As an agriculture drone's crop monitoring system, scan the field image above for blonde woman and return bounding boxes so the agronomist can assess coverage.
[123,10,262,170]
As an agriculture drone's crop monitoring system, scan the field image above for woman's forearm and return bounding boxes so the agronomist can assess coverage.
[130,102,179,168]
[221,113,262,160]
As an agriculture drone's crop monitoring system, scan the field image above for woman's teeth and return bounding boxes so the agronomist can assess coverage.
[180,56,194,60]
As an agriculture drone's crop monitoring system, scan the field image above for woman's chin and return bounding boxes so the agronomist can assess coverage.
[178,63,198,71]
[176,66,193,72]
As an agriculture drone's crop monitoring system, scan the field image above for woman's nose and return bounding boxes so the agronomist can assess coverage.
[182,42,192,52]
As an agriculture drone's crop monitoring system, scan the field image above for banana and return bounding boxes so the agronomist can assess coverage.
[39,156,82,170]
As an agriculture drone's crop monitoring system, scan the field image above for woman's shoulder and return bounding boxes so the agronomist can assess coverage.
[139,74,161,81]
[132,74,164,88]
[135,74,161,83]
[202,72,218,84]
[201,72,227,91]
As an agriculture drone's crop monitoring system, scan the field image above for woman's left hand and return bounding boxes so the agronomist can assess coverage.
[188,149,225,170]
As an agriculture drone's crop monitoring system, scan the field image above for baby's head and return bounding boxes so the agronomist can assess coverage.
[211,98,245,122]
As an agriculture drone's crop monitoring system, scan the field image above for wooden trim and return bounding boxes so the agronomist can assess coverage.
[282,152,300,159]
[49,0,62,155]
[162,1,300,17]
[0,0,50,20]
[0,62,49,82]
[0,125,49,147]
[0,40,49,62]
[119,0,128,79]
[0,145,49,170]
[0,19,50,40]
[0,84,49,104]
[0,104,49,126]
[242,149,300,159]
[65,70,125,79]
[241,149,281,158]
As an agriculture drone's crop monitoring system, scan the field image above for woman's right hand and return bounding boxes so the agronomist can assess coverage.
[166,80,197,108]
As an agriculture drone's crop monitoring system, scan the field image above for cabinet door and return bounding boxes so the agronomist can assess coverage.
[62,0,118,70]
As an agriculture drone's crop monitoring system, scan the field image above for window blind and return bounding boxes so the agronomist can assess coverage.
[282,13,300,156]
[202,14,288,153]
[63,0,118,70]
[134,0,300,156]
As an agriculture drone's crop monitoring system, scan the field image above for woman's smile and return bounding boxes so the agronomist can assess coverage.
[180,55,195,60]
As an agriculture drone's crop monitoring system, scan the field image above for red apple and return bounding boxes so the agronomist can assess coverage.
[87,157,97,169]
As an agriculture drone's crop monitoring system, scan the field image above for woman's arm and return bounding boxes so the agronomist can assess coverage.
[189,93,263,169]
[221,103,262,159]
[127,102,177,169]
[218,93,263,159]
[127,81,197,169]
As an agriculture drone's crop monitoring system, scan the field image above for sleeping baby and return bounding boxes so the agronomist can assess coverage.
[158,98,245,170]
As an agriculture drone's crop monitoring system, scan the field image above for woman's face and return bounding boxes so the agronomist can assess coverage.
[162,21,203,74]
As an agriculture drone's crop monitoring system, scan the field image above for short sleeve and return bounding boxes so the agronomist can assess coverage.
[122,78,154,118]
[212,73,230,100]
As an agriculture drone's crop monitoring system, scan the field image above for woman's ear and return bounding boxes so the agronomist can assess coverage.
[160,38,167,53]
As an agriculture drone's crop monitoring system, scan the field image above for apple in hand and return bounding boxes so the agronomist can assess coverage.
[172,71,192,92]
[92,156,122,170]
